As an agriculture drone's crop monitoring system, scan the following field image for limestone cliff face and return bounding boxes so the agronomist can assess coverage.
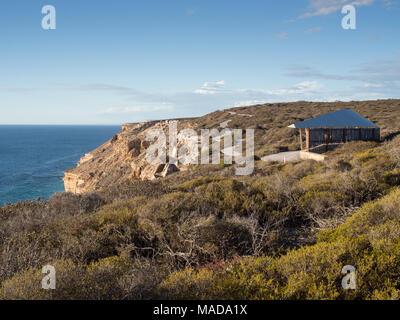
[63,120,184,194]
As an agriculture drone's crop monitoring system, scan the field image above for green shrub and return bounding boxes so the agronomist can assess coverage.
[383,169,400,187]
[159,188,400,300]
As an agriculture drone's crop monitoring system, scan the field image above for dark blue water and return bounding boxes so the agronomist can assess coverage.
[0,125,121,205]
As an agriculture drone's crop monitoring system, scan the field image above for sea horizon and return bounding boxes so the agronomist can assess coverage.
[0,125,121,205]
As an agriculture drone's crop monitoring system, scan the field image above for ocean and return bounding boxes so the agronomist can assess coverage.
[0,125,121,205]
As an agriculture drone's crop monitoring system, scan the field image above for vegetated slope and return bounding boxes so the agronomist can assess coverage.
[0,100,400,299]
[63,99,400,194]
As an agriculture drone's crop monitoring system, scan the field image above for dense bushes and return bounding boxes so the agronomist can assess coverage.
[159,188,400,300]
[0,254,167,300]
[1,140,400,299]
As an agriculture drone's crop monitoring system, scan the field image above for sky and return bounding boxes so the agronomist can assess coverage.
[0,0,399,124]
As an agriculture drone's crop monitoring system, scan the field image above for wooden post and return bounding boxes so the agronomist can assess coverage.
[372,128,376,141]
[306,128,310,152]
[343,128,347,143]
[359,128,362,141]
[325,128,329,152]
[299,129,303,150]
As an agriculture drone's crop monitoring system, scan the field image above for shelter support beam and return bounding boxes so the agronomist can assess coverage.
[325,128,329,152]
[299,128,303,150]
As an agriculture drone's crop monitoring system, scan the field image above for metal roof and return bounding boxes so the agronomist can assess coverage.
[288,109,379,129]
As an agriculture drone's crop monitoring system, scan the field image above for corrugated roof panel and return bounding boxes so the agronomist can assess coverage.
[288,109,379,129]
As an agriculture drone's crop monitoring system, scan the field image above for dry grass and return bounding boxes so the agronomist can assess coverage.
[180,99,400,158]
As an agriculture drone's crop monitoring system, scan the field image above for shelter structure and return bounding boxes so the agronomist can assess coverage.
[288,109,380,152]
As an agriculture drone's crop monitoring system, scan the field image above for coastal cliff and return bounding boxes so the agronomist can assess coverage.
[63,120,182,194]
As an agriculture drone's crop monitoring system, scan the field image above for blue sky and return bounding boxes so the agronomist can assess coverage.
[0,0,399,124]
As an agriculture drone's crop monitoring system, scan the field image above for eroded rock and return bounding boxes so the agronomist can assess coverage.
[63,121,183,194]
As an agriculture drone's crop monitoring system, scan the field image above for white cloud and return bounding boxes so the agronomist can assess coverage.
[299,0,375,19]
[383,0,397,9]
[194,80,325,110]
[285,60,400,100]
[274,32,290,40]
[82,71,398,123]
[286,59,400,85]
[264,81,324,95]
[364,82,383,87]
[196,80,323,97]
[305,26,323,34]
[100,103,174,114]
[195,80,227,95]
[231,100,270,108]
